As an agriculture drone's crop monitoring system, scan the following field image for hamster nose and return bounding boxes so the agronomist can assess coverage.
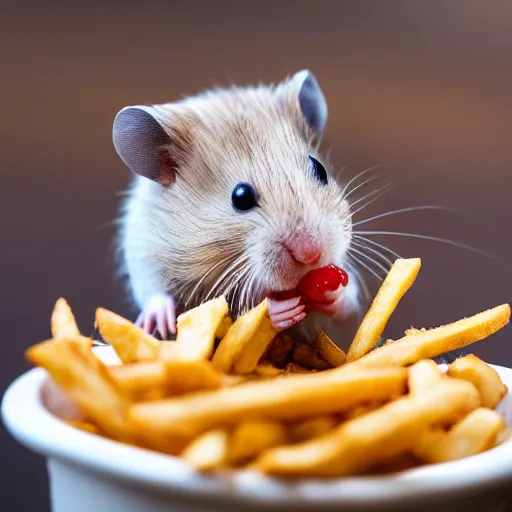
[285,234,322,266]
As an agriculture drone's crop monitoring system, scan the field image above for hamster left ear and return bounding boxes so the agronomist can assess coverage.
[279,69,328,142]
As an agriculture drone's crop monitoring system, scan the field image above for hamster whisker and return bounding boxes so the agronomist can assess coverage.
[348,246,390,277]
[232,266,254,314]
[346,251,384,282]
[185,255,234,308]
[353,230,507,264]
[353,205,450,227]
[205,255,251,303]
[350,239,395,269]
[352,235,402,260]
[340,165,383,199]
[342,176,380,203]
[345,257,372,304]
[349,179,403,218]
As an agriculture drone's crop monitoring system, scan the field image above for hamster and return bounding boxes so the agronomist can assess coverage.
[112,70,362,349]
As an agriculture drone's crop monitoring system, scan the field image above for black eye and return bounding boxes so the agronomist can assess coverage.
[232,182,258,211]
[309,155,328,185]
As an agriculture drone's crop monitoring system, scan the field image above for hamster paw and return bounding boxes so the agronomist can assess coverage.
[309,284,347,322]
[135,293,177,340]
[268,296,306,330]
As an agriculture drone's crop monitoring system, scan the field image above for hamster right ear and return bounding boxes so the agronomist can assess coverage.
[278,70,328,143]
[113,105,178,187]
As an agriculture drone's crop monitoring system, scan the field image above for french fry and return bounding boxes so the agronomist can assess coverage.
[212,299,279,374]
[109,361,169,402]
[292,343,330,371]
[371,453,420,474]
[50,298,92,350]
[51,298,81,338]
[347,258,422,362]
[283,362,313,374]
[353,304,510,368]
[289,416,338,443]
[408,359,443,394]
[448,354,507,408]
[64,420,102,436]
[229,420,288,464]
[413,408,506,463]
[163,359,222,394]
[129,366,407,452]
[181,429,229,471]
[262,333,294,368]
[312,330,346,367]
[173,296,229,361]
[254,363,283,377]
[344,401,384,420]
[215,316,233,339]
[96,308,159,363]
[256,376,480,476]
[26,339,133,442]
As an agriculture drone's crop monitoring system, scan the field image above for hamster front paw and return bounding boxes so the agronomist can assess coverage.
[268,296,306,330]
[308,284,348,323]
[135,293,177,339]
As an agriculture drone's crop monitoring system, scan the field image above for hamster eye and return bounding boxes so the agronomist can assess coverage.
[309,155,328,185]
[232,182,258,212]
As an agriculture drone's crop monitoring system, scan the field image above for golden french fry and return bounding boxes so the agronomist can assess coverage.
[495,427,512,447]
[289,416,338,443]
[174,296,229,361]
[414,408,506,463]
[408,359,443,394]
[347,258,422,362]
[26,339,133,442]
[163,359,222,394]
[344,401,384,420]
[254,363,283,378]
[96,308,159,363]
[221,374,248,387]
[129,366,407,452]
[283,362,314,374]
[113,358,222,399]
[353,304,510,368]
[64,420,102,436]
[405,327,425,336]
[448,354,507,408]
[109,361,169,402]
[372,454,421,474]
[256,376,480,476]
[51,298,81,338]
[229,420,288,464]
[313,330,346,367]
[51,298,92,350]
[215,316,233,339]
[292,343,330,371]
[212,299,279,374]
[262,333,294,367]
[181,429,229,471]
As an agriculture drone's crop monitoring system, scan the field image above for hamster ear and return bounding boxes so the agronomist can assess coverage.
[113,105,177,186]
[279,69,328,142]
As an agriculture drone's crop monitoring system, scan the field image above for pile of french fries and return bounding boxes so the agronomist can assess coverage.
[26,258,512,477]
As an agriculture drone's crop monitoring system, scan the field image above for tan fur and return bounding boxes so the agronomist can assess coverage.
[118,77,359,344]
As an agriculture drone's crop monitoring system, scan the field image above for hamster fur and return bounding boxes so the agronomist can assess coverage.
[113,70,362,348]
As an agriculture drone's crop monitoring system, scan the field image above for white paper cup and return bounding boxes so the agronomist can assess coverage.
[3,347,512,512]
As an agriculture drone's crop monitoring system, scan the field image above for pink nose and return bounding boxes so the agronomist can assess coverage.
[285,234,322,266]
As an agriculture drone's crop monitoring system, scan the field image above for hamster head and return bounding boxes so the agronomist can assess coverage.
[113,70,353,314]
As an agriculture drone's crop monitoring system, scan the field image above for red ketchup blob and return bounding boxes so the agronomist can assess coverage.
[272,264,349,310]
[298,264,349,305]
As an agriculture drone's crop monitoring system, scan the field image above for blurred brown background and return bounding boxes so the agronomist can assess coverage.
[1,1,512,510]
